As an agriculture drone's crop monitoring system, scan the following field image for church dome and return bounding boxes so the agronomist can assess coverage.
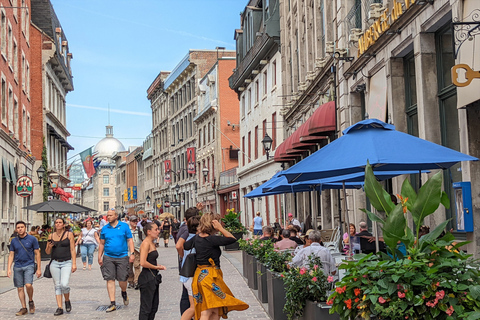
[94,125,126,159]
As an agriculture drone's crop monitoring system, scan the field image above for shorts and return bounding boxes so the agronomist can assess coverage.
[162,230,170,240]
[183,277,193,296]
[101,255,130,281]
[253,229,263,236]
[13,264,35,288]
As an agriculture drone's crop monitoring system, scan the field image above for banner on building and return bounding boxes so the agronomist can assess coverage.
[187,147,196,174]
[124,189,128,202]
[79,147,95,178]
[164,160,171,183]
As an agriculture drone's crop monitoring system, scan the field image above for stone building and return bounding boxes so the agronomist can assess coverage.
[229,0,284,227]
[148,50,235,220]
[141,134,154,214]
[0,0,35,264]
[112,150,128,214]
[195,56,239,215]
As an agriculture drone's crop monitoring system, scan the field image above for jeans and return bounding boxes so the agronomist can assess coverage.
[13,264,35,288]
[50,260,72,295]
[80,243,96,265]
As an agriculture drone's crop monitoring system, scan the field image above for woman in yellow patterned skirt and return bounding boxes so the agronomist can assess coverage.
[184,213,248,320]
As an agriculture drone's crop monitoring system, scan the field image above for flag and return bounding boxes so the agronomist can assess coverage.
[66,163,73,178]
[164,160,171,183]
[187,147,196,174]
[80,147,95,178]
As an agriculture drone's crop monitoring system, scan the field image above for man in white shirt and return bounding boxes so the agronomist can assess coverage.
[287,213,301,228]
[289,230,337,275]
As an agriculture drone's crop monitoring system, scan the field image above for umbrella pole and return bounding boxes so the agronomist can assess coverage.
[342,181,352,257]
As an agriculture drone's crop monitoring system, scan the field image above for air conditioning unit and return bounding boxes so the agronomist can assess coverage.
[368,3,384,21]
[349,28,363,43]
[325,42,335,54]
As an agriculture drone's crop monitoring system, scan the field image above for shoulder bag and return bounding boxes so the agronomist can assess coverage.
[179,235,197,278]
[17,236,38,273]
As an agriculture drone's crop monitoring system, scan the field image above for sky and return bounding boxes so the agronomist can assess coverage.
[50,0,247,162]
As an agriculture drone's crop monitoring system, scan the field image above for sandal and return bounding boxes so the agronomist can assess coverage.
[83,266,86,270]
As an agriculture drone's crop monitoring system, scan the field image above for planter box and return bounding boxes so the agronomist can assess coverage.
[256,261,268,303]
[300,300,339,320]
[224,232,243,251]
[38,241,50,261]
[267,269,287,320]
[247,255,258,290]
[242,250,248,279]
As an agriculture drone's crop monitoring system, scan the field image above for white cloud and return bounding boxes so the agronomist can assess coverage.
[67,104,150,116]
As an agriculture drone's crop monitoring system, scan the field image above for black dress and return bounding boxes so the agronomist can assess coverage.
[138,250,160,320]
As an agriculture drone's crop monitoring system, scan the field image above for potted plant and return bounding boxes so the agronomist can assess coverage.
[264,249,293,320]
[238,238,254,279]
[221,208,247,251]
[238,238,257,288]
[328,163,480,319]
[254,239,275,303]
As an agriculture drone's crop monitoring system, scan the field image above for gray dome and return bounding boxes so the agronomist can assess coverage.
[94,125,126,159]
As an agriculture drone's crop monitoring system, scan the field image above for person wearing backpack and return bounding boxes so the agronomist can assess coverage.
[127,215,143,290]
[7,221,42,316]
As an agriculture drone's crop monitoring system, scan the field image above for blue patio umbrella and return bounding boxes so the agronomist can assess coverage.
[281,119,478,183]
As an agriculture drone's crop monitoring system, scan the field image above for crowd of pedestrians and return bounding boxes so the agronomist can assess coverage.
[5,205,252,320]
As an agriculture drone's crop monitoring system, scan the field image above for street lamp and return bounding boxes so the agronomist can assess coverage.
[202,167,209,182]
[36,166,46,185]
[261,133,273,159]
[175,184,180,194]
[146,195,151,205]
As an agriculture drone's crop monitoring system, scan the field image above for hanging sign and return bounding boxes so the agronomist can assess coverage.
[452,64,480,87]
[16,176,34,198]
[164,160,172,183]
[187,147,196,174]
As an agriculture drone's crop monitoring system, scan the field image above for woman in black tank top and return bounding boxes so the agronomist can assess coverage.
[45,217,77,316]
[160,219,172,247]
[138,222,166,320]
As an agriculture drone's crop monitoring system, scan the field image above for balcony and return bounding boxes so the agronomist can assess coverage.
[229,33,277,90]
[218,167,239,190]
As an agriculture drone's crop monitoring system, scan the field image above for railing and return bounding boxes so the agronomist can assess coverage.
[219,167,238,188]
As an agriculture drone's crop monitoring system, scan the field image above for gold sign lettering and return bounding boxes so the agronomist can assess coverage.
[357,0,416,57]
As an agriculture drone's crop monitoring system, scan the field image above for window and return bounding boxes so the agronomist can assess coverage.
[254,126,258,159]
[103,188,109,196]
[22,107,25,145]
[199,128,202,147]
[103,175,109,184]
[262,119,267,155]
[255,80,259,104]
[13,39,17,79]
[248,88,252,112]
[241,95,245,118]
[13,97,18,138]
[8,87,12,130]
[212,118,215,140]
[1,11,5,56]
[242,136,245,166]
[1,77,5,123]
[26,112,30,148]
[7,23,12,67]
[208,122,211,143]
[263,70,268,95]
[248,131,251,163]
[103,202,109,212]
[272,112,277,150]
[404,52,418,137]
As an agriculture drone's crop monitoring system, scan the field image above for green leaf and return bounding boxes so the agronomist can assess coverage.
[361,208,385,224]
[364,163,395,214]
[441,191,450,209]
[381,204,406,251]
[466,311,480,320]
[391,274,401,283]
[411,171,443,228]
[418,221,449,251]
[401,178,417,212]
[470,285,480,300]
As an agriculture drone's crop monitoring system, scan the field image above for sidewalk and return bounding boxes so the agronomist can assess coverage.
[0,246,269,319]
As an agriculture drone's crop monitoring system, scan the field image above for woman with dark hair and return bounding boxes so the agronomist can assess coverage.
[184,212,249,320]
[45,217,77,316]
[138,222,166,320]
[159,219,172,247]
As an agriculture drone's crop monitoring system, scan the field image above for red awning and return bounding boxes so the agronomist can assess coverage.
[53,187,66,196]
[65,192,74,198]
[308,101,336,135]
[291,119,318,149]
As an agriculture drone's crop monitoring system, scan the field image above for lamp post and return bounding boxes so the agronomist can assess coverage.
[36,166,45,185]
[261,133,273,159]
[202,167,209,183]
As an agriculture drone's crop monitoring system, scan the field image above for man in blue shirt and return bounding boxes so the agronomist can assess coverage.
[98,209,134,313]
[7,221,41,316]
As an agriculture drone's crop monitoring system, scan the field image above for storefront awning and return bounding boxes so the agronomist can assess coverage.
[10,162,16,183]
[308,101,336,135]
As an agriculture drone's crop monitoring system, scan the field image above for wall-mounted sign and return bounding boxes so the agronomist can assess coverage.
[164,201,171,207]
[16,176,33,198]
[50,182,57,189]
[452,64,480,87]
[231,191,237,200]
[358,0,418,56]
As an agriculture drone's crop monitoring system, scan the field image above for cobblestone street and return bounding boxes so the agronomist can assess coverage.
[0,246,269,319]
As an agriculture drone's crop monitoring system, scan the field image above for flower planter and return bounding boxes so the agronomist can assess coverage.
[300,300,339,320]
[267,269,287,320]
[247,255,258,290]
[256,261,268,303]
[224,232,243,251]
[38,241,50,261]
[242,250,248,279]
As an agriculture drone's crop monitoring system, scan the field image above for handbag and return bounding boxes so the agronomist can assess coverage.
[179,235,197,278]
[149,269,162,285]
[43,261,52,278]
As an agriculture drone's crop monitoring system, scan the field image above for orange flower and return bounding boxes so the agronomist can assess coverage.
[344,299,352,309]
[354,288,361,296]
[397,194,409,213]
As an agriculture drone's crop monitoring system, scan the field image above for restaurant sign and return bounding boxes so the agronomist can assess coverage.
[358,0,418,56]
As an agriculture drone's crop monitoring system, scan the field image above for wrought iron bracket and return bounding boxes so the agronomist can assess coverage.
[452,9,480,59]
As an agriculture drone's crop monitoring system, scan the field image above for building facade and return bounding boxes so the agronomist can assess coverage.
[195,56,239,215]
[229,0,284,227]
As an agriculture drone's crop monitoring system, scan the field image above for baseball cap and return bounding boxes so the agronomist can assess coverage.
[305,229,314,237]
[130,215,138,221]
[288,213,293,217]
